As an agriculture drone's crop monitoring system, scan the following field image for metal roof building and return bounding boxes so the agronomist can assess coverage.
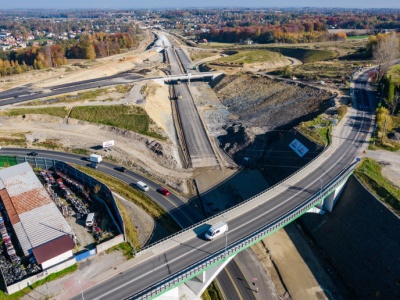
[0,162,74,268]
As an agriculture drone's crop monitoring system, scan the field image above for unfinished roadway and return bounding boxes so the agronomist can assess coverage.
[165,47,218,168]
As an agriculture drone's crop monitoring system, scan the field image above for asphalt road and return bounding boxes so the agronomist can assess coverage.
[62,71,374,299]
[175,48,196,74]
[0,73,144,106]
[166,47,218,168]
[0,148,203,230]
[216,260,257,300]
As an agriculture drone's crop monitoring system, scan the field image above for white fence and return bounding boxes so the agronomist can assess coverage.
[6,258,76,295]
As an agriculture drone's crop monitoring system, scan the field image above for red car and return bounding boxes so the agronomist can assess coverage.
[158,187,170,196]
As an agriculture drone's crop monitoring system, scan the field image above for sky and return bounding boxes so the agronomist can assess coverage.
[1,0,400,9]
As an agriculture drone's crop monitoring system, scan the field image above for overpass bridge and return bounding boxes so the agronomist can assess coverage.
[152,72,223,85]
[65,68,374,299]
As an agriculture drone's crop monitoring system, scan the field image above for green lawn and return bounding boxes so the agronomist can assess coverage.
[296,116,332,146]
[69,105,165,140]
[354,158,400,214]
[215,50,283,64]
[0,107,69,118]
[387,64,400,85]
[267,47,335,63]
[347,35,369,40]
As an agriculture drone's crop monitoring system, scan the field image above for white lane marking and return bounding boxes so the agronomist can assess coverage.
[96,111,367,299]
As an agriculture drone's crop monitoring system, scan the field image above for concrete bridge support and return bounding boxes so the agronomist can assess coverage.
[321,179,347,212]
[159,255,235,299]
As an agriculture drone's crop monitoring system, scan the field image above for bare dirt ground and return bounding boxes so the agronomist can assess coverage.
[0,30,156,92]
[253,223,351,300]
[364,149,400,189]
[1,31,372,300]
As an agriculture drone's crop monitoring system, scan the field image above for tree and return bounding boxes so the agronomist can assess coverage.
[373,33,400,80]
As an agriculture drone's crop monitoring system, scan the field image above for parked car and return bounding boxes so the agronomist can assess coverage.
[158,187,170,196]
[115,166,126,172]
[27,152,38,156]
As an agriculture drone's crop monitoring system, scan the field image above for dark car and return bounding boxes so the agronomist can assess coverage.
[158,187,170,196]
[27,152,38,156]
[88,162,98,169]
[115,166,126,172]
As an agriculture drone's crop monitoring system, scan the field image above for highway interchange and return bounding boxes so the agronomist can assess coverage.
[60,70,372,299]
[0,32,377,299]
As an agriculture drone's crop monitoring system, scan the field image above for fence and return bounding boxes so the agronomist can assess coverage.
[131,163,357,300]
[5,258,76,295]
[96,234,125,253]
[75,249,96,262]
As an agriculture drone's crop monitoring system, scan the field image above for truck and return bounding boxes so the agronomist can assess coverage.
[86,213,95,227]
[88,154,103,163]
[205,221,228,241]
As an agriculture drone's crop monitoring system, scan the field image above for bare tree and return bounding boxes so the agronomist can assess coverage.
[373,33,399,80]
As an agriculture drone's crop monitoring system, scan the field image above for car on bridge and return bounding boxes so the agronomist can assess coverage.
[27,152,38,156]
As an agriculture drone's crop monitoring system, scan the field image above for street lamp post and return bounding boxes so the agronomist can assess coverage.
[224,229,228,259]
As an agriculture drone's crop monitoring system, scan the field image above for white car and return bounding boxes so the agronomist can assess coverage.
[136,181,149,192]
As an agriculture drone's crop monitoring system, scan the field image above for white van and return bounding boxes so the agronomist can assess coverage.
[205,221,228,241]
[136,181,149,192]
[85,213,95,227]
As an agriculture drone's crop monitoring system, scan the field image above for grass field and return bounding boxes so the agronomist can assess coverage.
[190,51,219,61]
[267,47,335,63]
[387,64,400,85]
[355,158,400,215]
[69,105,165,140]
[0,107,69,118]
[215,50,283,64]
[347,35,369,40]
[297,116,332,146]
[73,165,181,250]
[292,60,358,80]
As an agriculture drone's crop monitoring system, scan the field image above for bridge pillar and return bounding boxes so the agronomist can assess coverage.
[321,179,347,212]
[158,255,235,299]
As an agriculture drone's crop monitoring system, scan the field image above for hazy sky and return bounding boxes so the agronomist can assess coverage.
[2,0,400,9]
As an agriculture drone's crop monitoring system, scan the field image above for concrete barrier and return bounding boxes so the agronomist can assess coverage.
[96,234,125,253]
[6,258,76,295]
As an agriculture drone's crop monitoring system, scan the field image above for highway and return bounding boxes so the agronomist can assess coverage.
[0,148,203,230]
[0,73,144,106]
[166,48,218,167]
[63,71,375,299]
[175,48,196,74]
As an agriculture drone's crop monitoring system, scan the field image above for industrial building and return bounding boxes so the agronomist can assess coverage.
[0,162,75,269]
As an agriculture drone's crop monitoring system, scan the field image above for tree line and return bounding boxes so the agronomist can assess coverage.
[0,32,138,76]
[196,24,347,44]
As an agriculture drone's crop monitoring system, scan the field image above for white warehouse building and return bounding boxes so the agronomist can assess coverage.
[0,162,75,269]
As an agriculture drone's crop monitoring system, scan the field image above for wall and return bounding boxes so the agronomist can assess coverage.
[96,234,125,253]
[41,250,73,270]
[6,258,76,295]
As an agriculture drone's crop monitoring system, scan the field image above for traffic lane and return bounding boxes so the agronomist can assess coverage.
[0,148,198,228]
[217,260,257,300]
[175,84,216,159]
[0,73,143,99]
[73,106,373,299]
[0,77,146,105]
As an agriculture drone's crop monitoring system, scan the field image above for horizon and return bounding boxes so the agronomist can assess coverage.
[1,0,400,10]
